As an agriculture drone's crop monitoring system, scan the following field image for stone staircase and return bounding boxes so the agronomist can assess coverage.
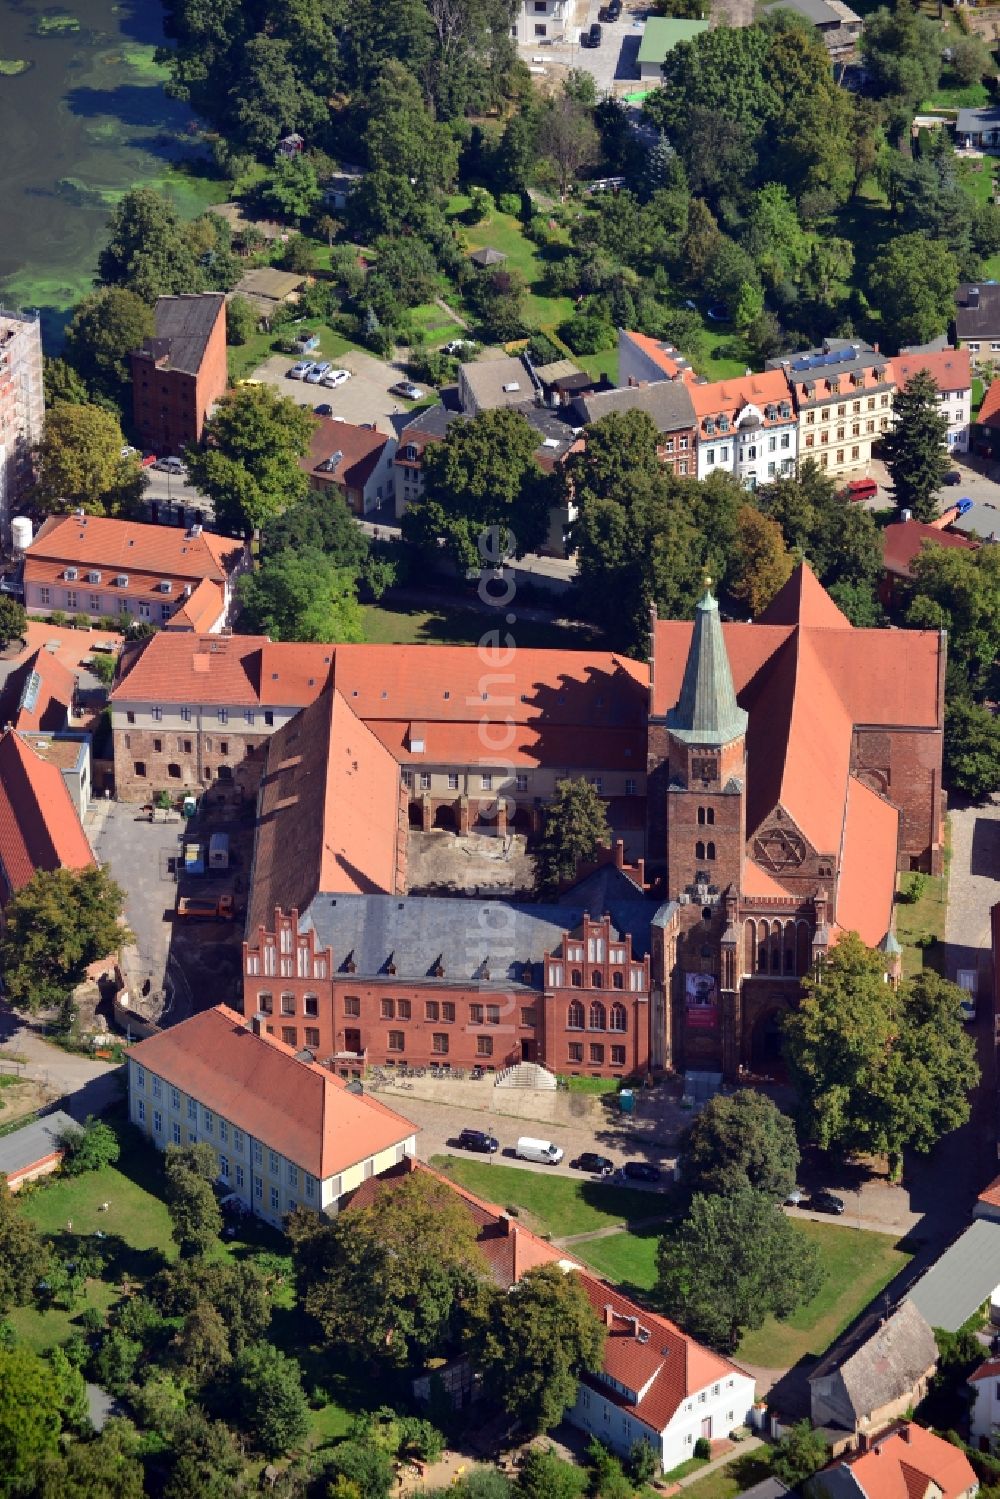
[494,1062,558,1091]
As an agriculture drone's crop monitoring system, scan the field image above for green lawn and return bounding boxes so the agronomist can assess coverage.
[736,1221,911,1367]
[893,818,950,980]
[574,1219,911,1371]
[448,196,577,334]
[974,376,986,418]
[430,1155,670,1239]
[677,1448,775,1499]
[958,154,997,209]
[921,82,989,111]
[360,601,599,651]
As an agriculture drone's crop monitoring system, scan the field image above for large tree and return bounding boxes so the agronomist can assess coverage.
[0,1177,48,1314]
[185,384,314,536]
[783,933,979,1174]
[770,1421,830,1487]
[163,1143,223,1259]
[944,697,1000,799]
[403,407,549,570]
[63,288,154,405]
[0,1344,64,1493]
[906,543,1000,698]
[655,1189,822,1352]
[0,867,128,1022]
[537,93,601,198]
[98,188,205,303]
[883,370,950,521]
[470,1264,606,1433]
[680,1090,799,1202]
[288,1172,485,1366]
[0,597,26,650]
[226,1342,309,1457]
[237,548,365,642]
[35,1421,145,1499]
[868,234,958,351]
[32,403,142,517]
[729,505,794,615]
[534,778,611,899]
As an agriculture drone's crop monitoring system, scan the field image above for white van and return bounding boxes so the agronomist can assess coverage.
[515,1137,564,1165]
[208,832,230,872]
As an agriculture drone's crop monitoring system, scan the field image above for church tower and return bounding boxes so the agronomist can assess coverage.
[663,584,748,903]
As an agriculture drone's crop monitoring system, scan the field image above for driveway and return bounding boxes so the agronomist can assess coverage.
[252,350,429,437]
[0,1009,121,1121]
[523,0,648,94]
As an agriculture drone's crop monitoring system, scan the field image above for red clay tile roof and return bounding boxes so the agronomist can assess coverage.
[303,417,391,492]
[882,520,979,579]
[0,730,93,895]
[0,648,75,733]
[741,861,794,900]
[834,1424,977,1499]
[621,330,693,381]
[366,719,645,772]
[894,349,971,397]
[757,565,852,630]
[26,514,244,583]
[248,685,403,931]
[836,776,899,946]
[163,578,226,633]
[977,1173,1000,1209]
[127,1004,415,1178]
[969,1357,1000,1383]
[110,633,334,709]
[979,378,1000,429]
[344,1157,743,1438]
[688,368,793,430]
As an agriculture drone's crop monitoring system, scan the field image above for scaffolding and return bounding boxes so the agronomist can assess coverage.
[0,306,43,543]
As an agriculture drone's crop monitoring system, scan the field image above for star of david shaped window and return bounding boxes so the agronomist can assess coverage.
[754,827,806,872]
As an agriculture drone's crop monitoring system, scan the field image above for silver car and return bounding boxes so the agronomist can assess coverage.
[305,362,331,384]
[287,361,313,380]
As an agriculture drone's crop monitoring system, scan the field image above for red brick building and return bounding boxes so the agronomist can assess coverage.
[130,293,227,453]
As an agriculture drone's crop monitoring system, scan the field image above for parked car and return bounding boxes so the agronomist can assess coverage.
[391,381,425,401]
[620,1161,661,1183]
[458,1128,499,1154]
[808,1191,845,1215]
[154,456,184,474]
[305,362,331,384]
[314,403,334,417]
[321,368,351,388]
[581,20,602,45]
[515,1136,564,1165]
[785,1188,805,1207]
[443,339,475,357]
[571,1152,614,1176]
[943,470,962,486]
[287,361,313,380]
[955,497,974,517]
[599,0,622,18]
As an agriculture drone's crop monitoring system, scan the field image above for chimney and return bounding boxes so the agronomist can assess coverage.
[250,1013,265,1035]
[900,1424,911,1444]
[614,839,625,870]
[970,286,981,309]
[604,1303,615,1327]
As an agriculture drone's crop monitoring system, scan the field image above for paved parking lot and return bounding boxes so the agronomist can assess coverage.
[253,350,425,437]
[523,0,650,95]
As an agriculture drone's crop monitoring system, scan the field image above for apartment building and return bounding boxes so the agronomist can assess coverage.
[768,341,895,479]
[689,369,798,485]
[130,293,227,453]
[570,382,698,478]
[513,0,570,48]
[0,308,43,538]
[24,513,247,629]
[894,348,972,453]
[127,1004,417,1227]
[302,416,396,516]
[109,632,334,800]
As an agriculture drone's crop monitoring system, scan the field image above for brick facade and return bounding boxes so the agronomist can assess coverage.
[131,293,228,453]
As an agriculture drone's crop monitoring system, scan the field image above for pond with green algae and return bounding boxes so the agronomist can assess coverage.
[0,0,226,346]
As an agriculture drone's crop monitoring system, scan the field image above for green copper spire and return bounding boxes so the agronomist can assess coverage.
[666,583,748,745]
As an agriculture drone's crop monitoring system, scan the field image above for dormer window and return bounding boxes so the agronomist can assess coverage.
[704,418,716,435]
[717,416,730,433]
[829,378,840,394]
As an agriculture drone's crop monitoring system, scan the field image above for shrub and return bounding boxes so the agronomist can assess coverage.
[71,612,91,631]
[694,1437,712,1460]
[49,611,68,628]
[901,872,928,904]
[497,192,523,216]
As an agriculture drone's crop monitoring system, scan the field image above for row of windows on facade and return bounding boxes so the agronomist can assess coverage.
[803,418,888,448]
[402,769,637,796]
[124,708,276,727]
[37,587,174,619]
[137,1101,306,1214]
[378,1030,628,1065]
[132,1075,317,1194]
[126,755,233,784]
[744,918,812,976]
[804,394,891,419]
[548,965,645,991]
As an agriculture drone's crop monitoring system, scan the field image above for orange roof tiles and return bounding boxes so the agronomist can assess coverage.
[978,1173,1000,1209]
[248,685,402,931]
[621,330,692,381]
[0,731,93,895]
[366,719,645,772]
[163,578,226,633]
[836,777,899,945]
[110,633,334,709]
[834,1424,977,1499]
[741,861,794,900]
[894,348,971,397]
[26,513,244,583]
[0,648,75,732]
[978,378,1000,429]
[757,566,852,630]
[128,1004,415,1178]
[688,368,793,431]
[882,520,978,579]
[303,417,391,491]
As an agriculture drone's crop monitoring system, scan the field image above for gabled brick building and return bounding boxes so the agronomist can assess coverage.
[130,292,227,453]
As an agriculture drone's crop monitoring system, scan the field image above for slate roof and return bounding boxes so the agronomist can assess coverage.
[132,293,224,377]
[128,1005,415,1179]
[955,282,1000,340]
[294,891,662,990]
[666,587,748,746]
[955,107,1000,136]
[469,247,507,267]
[570,380,697,435]
[808,1300,937,1424]
[0,1110,77,1180]
[908,1220,1000,1332]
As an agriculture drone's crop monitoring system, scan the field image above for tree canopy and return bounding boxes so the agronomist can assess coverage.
[783,933,979,1172]
[680,1089,799,1202]
[185,384,315,536]
[883,370,950,521]
[656,1189,822,1351]
[0,1178,48,1315]
[0,867,129,1022]
[868,234,958,351]
[470,1264,606,1433]
[534,778,611,899]
[63,287,155,407]
[238,547,365,642]
[32,403,142,517]
[163,1143,223,1259]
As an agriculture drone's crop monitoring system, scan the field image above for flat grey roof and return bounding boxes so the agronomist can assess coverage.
[949,500,1000,542]
[0,1109,77,1178]
[956,106,1000,133]
[908,1220,1000,1332]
